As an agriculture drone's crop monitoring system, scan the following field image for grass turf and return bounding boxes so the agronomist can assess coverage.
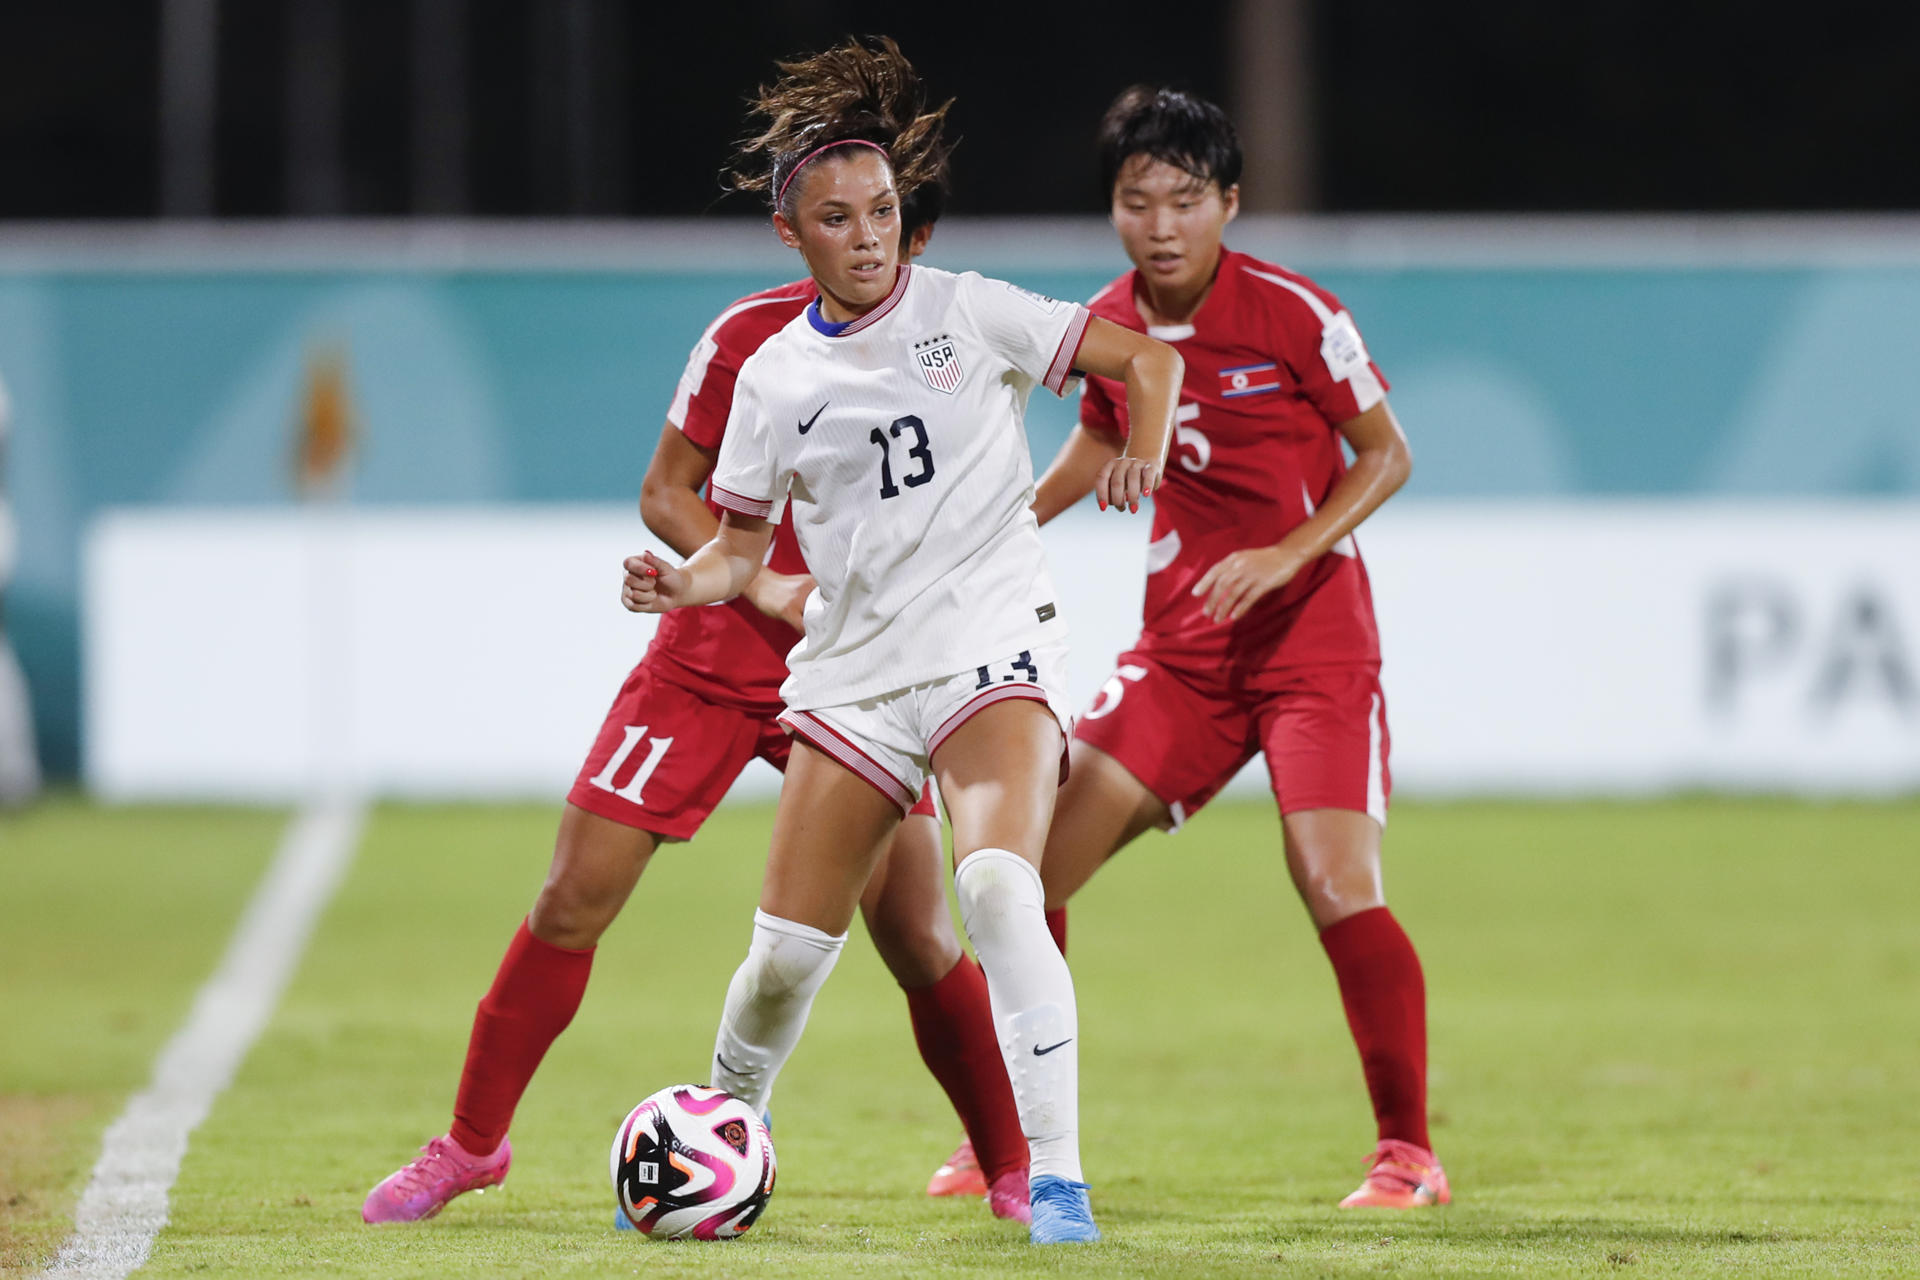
[0,796,285,1275]
[8,797,1919,1276]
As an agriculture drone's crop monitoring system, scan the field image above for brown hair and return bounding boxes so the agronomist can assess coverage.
[731,36,954,220]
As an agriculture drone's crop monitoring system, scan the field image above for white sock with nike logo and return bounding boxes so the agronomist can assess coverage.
[954,847,1084,1184]
[709,908,846,1115]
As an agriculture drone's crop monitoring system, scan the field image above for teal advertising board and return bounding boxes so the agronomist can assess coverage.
[3,224,1919,774]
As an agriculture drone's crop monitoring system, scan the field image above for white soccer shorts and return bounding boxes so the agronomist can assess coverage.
[779,640,1073,813]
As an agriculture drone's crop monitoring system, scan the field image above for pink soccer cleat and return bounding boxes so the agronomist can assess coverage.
[926,1140,987,1198]
[987,1164,1032,1225]
[362,1134,512,1223]
[1338,1138,1450,1209]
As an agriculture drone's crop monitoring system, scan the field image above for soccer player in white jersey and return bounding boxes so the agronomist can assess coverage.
[623,53,1182,1245]
[359,42,1033,1231]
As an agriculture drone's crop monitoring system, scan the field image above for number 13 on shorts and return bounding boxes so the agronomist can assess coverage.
[974,650,1041,689]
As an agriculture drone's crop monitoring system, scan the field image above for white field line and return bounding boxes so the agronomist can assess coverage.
[39,797,368,1280]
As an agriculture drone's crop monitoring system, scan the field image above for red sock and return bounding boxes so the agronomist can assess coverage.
[1045,907,1067,956]
[449,918,595,1156]
[1318,906,1430,1152]
[903,955,1028,1181]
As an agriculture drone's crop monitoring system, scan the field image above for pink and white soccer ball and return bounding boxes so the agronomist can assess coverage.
[610,1084,776,1239]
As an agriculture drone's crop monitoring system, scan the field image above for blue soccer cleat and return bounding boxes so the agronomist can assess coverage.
[1028,1175,1100,1244]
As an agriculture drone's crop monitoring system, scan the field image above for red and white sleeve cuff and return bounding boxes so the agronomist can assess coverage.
[710,483,774,519]
[1044,306,1092,396]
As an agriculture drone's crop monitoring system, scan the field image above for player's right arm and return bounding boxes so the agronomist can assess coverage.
[628,354,790,616]
[622,512,773,614]
[638,421,812,630]
[640,288,820,629]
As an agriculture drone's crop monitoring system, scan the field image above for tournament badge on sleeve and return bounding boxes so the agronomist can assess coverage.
[913,333,964,394]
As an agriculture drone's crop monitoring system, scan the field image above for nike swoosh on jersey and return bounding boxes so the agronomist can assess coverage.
[797,402,828,434]
[1033,1038,1073,1056]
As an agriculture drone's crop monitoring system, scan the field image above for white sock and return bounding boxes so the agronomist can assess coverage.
[953,848,1084,1184]
[709,909,845,1115]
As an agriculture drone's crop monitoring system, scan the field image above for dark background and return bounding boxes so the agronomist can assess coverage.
[2,0,1918,219]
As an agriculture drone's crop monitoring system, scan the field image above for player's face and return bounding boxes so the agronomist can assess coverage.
[1110,155,1240,298]
[773,151,903,320]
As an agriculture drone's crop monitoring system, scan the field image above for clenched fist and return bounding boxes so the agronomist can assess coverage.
[622,550,687,613]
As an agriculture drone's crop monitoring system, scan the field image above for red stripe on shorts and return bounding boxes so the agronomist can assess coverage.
[780,710,918,813]
[927,684,1053,758]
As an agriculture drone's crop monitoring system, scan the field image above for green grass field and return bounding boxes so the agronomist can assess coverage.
[4,795,1917,1277]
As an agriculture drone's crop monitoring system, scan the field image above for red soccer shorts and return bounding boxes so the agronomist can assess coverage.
[1072,651,1390,829]
[568,660,933,840]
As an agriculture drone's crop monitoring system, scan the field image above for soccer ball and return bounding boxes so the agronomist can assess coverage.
[610,1084,776,1239]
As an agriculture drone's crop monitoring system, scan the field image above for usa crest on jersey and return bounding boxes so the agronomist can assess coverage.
[913,333,963,395]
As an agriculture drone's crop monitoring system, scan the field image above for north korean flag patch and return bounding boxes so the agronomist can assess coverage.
[913,334,964,395]
[1219,362,1282,398]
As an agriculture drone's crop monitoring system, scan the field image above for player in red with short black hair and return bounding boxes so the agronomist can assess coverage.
[361,39,1028,1227]
[1033,86,1448,1210]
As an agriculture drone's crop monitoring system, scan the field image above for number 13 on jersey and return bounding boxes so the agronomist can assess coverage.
[869,414,936,499]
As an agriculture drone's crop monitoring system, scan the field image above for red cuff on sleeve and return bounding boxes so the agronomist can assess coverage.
[1044,307,1092,396]
[709,484,773,519]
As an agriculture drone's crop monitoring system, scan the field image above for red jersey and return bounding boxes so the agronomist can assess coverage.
[643,279,815,712]
[1080,248,1390,680]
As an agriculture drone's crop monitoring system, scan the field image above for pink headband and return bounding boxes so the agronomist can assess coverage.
[776,138,890,205]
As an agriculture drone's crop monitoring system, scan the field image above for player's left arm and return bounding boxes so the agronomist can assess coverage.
[1068,317,1180,513]
[1032,423,1124,526]
[1194,400,1412,623]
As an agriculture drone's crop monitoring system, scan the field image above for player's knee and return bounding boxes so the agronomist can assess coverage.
[1285,813,1385,920]
[528,876,624,949]
[953,848,1043,937]
[1292,854,1386,929]
[741,910,845,1004]
[863,903,960,989]
[1305,885,1385,930]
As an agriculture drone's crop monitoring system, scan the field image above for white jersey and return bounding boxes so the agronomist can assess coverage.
[709,264,1090,709]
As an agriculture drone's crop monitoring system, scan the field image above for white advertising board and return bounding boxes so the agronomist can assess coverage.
[84,503,1919,802]
[1363,503,1919,794]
